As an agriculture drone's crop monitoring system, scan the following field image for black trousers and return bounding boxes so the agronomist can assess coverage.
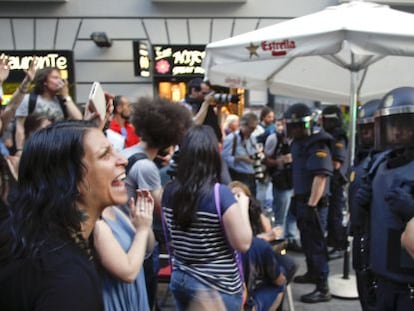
[376,278,414,311]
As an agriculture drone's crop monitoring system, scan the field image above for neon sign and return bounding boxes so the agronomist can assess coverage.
[133,41,151,78]
[153,45,205,77]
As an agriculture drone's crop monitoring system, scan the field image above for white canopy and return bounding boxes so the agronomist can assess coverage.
[203,0,414,164]
[203,1,414,105]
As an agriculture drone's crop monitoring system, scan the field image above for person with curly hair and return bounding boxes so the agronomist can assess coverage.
[120,97,193,310]
[0,120,139,310]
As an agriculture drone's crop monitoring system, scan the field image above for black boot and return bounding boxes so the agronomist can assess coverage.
[300,280,332,303]
[293,272,318,284]
[287,240,302,252]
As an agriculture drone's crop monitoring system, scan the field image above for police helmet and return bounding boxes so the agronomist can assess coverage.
[374,87,414,150]
[322,105,343,133]
[357,99,381,150]
[312,108,322,125]
[284,103,313,139]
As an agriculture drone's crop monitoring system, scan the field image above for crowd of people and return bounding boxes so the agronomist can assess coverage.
[0,54,414,311]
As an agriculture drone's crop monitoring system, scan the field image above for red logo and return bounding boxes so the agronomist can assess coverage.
[225,77,241,86]
[155,59,170,74]
[261,40,296,57]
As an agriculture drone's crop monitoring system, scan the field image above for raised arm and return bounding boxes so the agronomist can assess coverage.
[2,58,38,133]
[60,80,82,120]
[94,191,155,283]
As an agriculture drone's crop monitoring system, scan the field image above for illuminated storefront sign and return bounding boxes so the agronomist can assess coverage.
[0,50,74,82]
[0,50,75,101]
[133,40,151,78]
[152,45,205,78]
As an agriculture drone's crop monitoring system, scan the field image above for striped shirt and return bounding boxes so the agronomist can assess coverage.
[162,183,242,295]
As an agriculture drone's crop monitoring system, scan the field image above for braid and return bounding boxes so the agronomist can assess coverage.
[70,230,94,262]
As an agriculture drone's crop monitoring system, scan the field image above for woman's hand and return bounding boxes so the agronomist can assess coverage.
[0,54,10,84]
[84,92,114,131]
[25,57,38,82]
[129,189,154,232]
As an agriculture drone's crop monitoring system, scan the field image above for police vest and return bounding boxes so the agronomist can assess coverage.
[370,155,414,283]
[348,155,371,231]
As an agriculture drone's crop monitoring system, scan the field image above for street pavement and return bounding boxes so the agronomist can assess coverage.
[157,249,362,311]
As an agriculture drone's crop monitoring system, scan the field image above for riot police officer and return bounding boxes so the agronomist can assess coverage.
[368,87,414,310]
[286,103,334,303]
[349,99,382,311]
[321,106,348,260]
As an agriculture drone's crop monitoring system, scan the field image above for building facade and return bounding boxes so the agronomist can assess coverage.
[0,0,411,105]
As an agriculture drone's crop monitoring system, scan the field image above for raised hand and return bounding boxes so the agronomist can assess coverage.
[129,189,154,231]
[0,54,10,84]
[25,57,38,82]
[84,92,114,131]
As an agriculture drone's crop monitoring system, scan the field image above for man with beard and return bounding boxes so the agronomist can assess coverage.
[106,95,140,151]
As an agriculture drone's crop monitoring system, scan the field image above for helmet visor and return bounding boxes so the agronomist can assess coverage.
[375,113,414,150]
[286,121,312,139]
[357,123,375,150]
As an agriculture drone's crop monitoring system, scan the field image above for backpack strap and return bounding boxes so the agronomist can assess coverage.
[231,132,238,156]
[125,152,148,175]
[28,93,37,115]
[28,93,69,119]
[57,95,69,119]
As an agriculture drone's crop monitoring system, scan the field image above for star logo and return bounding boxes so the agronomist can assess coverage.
[246,42,259,59]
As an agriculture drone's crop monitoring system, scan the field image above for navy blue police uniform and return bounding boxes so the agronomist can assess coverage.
[368,87,414,311]
[348,99,382,311]
[286,103,333,303]
[322,106,348,257]
[291,131,333,279]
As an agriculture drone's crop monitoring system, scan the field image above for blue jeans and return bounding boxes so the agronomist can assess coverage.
[272,188,298,240]
[256,179,273,211]
[170,269,243,311]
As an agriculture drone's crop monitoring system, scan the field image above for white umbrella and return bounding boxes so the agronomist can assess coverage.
[204,1,414,298]
[203,0,414,165]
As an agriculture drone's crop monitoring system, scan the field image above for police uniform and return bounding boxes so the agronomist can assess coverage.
[350,150,388,311]
[369,87,414,311]
[291,131,333,279]
[349,99,382,311]
[285,103,333,303]
[322,106,348,255]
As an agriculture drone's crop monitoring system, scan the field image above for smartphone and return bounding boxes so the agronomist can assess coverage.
[86,82,106,121]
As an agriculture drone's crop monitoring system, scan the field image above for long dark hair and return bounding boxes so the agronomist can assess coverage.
[33,67,60,95]
[1,120,96,261]
[228,181,264,235]
[170,125,221,229]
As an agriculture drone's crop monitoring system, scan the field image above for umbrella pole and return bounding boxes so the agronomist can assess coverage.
[329,70,359,299]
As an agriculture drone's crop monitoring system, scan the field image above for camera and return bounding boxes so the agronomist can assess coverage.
[213,93,240,104]
[251,151,266,182]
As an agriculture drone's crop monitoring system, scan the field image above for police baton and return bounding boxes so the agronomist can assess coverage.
[311,206,329,260]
